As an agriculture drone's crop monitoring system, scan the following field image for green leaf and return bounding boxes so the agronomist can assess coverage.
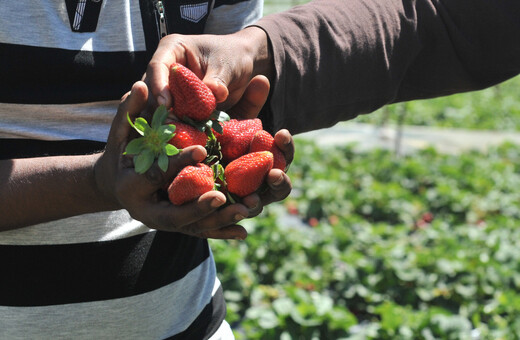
[216,164,225,181]
[134,149,155,174]
[158,124,176,142]
[217,111,230,122]
[127,113,143,136]
[151,105,169,130]
[158,152,169,172]
[273,298,294,316]
[210,110,230,122]
[211,120,224,135]
[124,138,145,155]
[133,117,151,135]
[164,143,180,156]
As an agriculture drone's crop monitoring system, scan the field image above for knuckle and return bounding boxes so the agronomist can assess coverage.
[144,166,165,187]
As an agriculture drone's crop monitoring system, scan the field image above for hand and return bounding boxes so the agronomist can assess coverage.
[142,28,293,219]
[95,81,250,240]
[143,26,273,119]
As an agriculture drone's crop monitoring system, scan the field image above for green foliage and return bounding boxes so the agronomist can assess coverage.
[210,140,520,339]
[355,76,520,131]
[124,106,179,173]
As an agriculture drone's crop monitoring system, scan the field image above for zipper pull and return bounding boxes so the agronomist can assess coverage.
[154,0,168,39]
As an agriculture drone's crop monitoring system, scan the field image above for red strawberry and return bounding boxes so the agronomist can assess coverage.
[224,151,274,197]
[249,130,287,171]
[168,163,215,205]
[167,120,207,149]
[215,118,263,163]
[168,63,216,122]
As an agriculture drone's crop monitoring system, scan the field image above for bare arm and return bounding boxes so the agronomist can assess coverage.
[0,81,254,240]
[0,154,117,230]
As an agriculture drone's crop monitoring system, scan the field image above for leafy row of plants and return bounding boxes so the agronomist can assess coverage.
[354,76,520,131]
[210,139,520,339]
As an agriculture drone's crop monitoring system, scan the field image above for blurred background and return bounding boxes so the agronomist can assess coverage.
[210,1,520,339]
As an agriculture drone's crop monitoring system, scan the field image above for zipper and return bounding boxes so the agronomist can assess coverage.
[153,0,168,39]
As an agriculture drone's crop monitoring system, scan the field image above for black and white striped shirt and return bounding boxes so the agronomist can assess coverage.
[0,1,262,339]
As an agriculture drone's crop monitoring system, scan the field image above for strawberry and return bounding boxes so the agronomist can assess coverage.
[249,129,287,171]
[168,163,215,205]
[168,63,216,122]
[224,151,274,197]
[167,120,207,149]
[215,118,263,163]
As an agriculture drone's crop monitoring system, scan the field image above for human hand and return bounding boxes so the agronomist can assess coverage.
[94,81,251,240]
[143,26,273,119]
[141,26,292,223]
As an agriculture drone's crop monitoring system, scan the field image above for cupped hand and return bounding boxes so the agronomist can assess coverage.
[94,81,250,240]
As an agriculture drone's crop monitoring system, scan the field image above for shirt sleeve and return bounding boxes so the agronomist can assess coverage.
[204,0,263,34]
[255,0,520,134]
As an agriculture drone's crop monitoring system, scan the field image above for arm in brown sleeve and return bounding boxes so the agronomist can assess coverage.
[255,0,520,134]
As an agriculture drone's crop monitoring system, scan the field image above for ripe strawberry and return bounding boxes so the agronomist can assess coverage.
[224,151,274,197]
[215,118,263,163]
[169,63,216,122]
[249,129,287,170]
[168,163,215,205]
[167,120,207,149]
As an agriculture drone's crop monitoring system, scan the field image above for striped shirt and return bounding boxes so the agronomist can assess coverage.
[0,1,262,339]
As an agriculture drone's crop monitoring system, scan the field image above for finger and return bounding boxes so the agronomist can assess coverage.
[109,81,149,145]
[203,66,232,105]
[178,199,250,234]
[227,75,270,119]
[241,193,263,217]
[258,169,292,206]
[204,76,230,105]
[200,225,248,240]
[274,129,295,168]
[145,36,188,108]
[151,191,250,234]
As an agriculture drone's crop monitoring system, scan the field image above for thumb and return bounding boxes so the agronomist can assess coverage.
[110,81,149,146]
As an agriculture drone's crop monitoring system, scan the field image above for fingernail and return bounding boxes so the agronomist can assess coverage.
[248,202,259,212]
[272,173,284,186]
[157,94,167,106]
[211,197,225,208]
[246,198,260,210]
[234,213,246,222]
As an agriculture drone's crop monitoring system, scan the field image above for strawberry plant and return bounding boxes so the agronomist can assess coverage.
[355,75,520,131]
[210,139,520,340]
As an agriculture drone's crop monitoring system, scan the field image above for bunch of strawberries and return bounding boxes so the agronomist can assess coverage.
[125,63,286,205]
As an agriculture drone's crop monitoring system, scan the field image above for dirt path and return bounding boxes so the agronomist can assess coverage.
[296,122,520,155]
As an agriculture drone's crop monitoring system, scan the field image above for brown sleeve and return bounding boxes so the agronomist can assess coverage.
[255,0,520,134]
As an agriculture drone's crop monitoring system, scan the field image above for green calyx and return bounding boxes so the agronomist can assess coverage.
[124,105,180,174]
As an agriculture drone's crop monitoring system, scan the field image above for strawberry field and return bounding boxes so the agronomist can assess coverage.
[209,75,520,339]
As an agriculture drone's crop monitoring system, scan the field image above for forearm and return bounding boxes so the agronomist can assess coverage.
[255,0,520,134]
[0,154,120,230]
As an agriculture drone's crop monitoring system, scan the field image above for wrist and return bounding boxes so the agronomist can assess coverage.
[239,26,274,83]
[91,153,122,211]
